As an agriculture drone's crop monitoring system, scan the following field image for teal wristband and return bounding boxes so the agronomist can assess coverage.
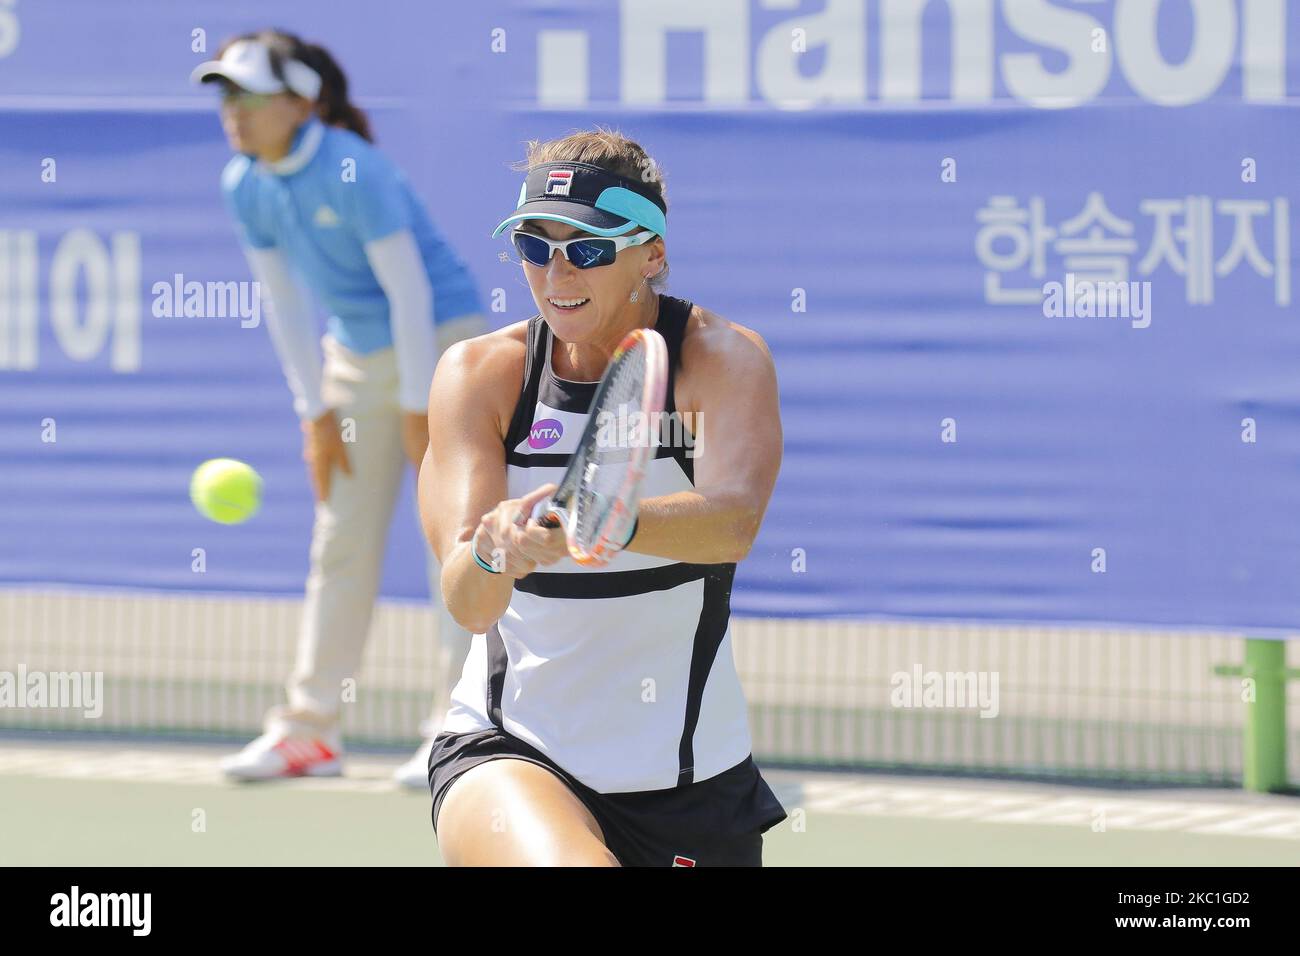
[471,529,500,574]
[620,516,640,549]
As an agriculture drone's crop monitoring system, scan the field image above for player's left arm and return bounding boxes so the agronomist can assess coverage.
[627,319,781,565]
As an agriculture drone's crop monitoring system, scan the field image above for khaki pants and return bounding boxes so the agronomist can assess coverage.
[269,329,474,743]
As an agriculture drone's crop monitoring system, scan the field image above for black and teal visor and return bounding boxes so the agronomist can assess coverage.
[491,161,668,240]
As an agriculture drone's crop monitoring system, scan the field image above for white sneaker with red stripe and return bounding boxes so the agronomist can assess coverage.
[220,730,343,781]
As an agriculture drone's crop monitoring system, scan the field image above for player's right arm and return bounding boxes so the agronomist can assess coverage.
[419,329,563,634]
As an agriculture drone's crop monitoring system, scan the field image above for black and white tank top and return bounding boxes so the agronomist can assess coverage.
[442,294,755,794]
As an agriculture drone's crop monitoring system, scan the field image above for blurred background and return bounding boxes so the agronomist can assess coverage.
[2,0,1299,865]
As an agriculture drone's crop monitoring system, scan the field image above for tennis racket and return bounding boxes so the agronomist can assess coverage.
[532,326,668,566]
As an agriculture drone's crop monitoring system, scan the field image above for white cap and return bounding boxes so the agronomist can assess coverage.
[190,39,322,101]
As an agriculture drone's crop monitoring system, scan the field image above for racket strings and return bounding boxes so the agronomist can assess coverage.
[573,342,652,551]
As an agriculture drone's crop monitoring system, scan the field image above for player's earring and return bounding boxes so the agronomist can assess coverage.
[629,275,649,303]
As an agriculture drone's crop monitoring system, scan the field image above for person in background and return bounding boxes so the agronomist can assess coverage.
[192,29,484,787]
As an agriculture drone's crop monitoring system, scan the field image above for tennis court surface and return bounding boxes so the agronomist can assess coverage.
[3,735,1298,867]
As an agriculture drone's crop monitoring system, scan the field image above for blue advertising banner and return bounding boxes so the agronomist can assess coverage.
[2,1,1298,633]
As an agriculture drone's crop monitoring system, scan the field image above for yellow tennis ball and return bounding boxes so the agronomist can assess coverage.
[190,458,262,525]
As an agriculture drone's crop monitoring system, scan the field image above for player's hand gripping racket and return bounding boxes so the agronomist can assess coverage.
[532,326,668,566]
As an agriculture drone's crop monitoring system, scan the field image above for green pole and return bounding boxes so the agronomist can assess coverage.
[1213,638,1299,793]
[1243,640,1287,792]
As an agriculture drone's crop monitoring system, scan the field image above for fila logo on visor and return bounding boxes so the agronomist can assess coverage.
[544,169,574,197]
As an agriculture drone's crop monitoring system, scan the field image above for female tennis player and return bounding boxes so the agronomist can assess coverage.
[191,30,485,786]
[418,129,787,866]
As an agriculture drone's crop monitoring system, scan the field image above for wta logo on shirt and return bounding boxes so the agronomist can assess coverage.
[528,418,563,449]
[544,169,573,197]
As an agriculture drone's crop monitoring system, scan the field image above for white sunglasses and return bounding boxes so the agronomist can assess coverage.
[510,228,656,269]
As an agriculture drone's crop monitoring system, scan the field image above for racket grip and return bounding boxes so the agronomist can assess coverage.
[531,498,561,529]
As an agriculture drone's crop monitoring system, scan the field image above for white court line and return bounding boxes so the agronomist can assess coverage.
[780,777,1300,840]
[0,746,402,794]
[2,743,1298,840]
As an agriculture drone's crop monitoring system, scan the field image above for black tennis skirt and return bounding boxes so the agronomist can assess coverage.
[428,726,788,867]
